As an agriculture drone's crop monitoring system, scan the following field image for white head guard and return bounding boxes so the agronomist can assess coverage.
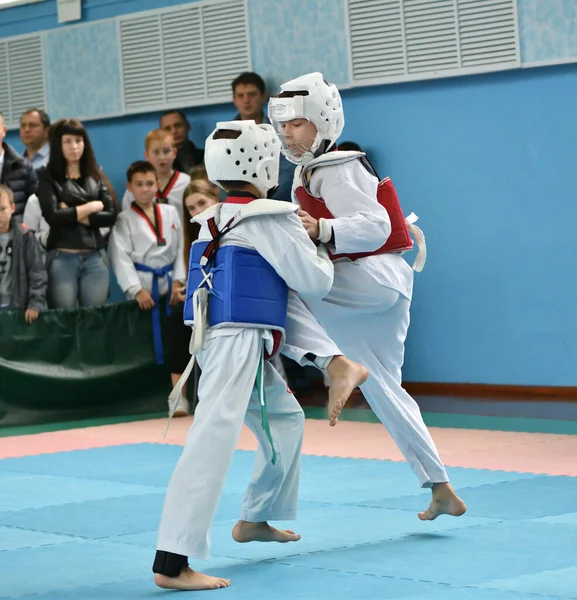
[268,72,345,165]
[204,120,280,198]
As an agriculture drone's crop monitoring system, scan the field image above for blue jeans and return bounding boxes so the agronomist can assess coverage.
[47,249,110,309]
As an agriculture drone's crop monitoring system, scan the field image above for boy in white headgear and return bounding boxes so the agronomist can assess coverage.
[269,72,467,521]
[152,119,362,591]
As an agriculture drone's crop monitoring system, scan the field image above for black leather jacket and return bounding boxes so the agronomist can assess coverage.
[37,173,117,251]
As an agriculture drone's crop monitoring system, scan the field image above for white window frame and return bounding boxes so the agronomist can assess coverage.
[345,0,521,89]
[0,0,46,10]
[1,0,250,130]
[0,32,47,129]
[117,0,251,115]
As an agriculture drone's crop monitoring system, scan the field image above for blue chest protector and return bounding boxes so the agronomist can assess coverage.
[183,241,288,344]
[173,207,293,465]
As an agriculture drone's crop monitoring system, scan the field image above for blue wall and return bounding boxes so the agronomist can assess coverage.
[340,65,577,387]
[2,0,576,386]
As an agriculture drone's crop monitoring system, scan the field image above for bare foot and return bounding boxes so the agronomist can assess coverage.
[154,566,230,590]
[232,520,301,543]
[418,482,467,521]
[326,356,369,426]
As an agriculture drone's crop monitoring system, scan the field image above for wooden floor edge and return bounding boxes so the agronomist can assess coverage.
[402,382,577,400]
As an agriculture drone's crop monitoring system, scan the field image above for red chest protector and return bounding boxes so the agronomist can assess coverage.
[294,152,425,270]
[295,176,413,261]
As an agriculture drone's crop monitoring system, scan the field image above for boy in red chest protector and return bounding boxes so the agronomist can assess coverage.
[269,72,466,521]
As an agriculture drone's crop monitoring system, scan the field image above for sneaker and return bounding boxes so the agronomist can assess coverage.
[169,396,189,418]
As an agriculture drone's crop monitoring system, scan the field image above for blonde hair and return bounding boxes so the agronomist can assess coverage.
[0,184,15,205]
[183,180,219,202]
[189,163,209,181]
[182,181,220,266]
[188,164,220,197]
[145,128,175,150]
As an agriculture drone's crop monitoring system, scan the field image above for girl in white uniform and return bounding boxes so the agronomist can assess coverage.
[152,121,346,592]
[108,160,189,416]
[269,73,467,521]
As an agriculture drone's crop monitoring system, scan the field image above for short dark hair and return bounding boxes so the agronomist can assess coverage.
[232,72,266,95]
[21,108,51,128]
[126,160,156,182]
[160,110,188,124]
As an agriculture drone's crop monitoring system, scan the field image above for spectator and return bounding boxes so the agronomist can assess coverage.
[122,129,190,225]
[181,180,220,265]
[159,110,204,174]
[0,184,47,323]
[24,185,114,256]
[38,118,116,309]
[20,109,50,172]
[109,161,188,417]
[0,112,37,224]
[231,72,294,202]
[232,72,268,124]
[188,163,220,196]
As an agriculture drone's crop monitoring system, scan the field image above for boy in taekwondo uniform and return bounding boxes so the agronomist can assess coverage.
[122,129,191,225]
[152,120,366,591]
[108,161,188,417]
[269,72,467,521]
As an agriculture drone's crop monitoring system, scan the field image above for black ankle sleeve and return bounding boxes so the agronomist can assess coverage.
[152,550,188,577]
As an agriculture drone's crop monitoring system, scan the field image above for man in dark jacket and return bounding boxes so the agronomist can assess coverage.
[231,72,294,203]
[0,112,38,224]
[159,110,204,174]
[0,184,47,323]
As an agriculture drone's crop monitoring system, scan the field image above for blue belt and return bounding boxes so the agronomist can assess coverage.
[134,263,173,365]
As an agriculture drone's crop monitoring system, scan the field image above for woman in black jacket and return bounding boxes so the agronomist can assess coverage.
[38,119,116,309]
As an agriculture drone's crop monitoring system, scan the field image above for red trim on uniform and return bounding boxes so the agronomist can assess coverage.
[264,330,283,360]
[225,196,254,205]
[207,217,219,239]
[294,176,413,262]
[155,202,165,243]
[130,202,166,244]
[157,170,180,202]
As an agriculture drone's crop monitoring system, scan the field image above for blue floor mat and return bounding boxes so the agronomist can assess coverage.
[1,444,576,599]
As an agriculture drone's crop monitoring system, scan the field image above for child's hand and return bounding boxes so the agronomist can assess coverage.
[136,289,155,310]
[298,209,319,240]
[170,281,186,305]
[25,309,39,324]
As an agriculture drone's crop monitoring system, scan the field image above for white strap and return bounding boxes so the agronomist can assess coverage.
[405,213,427,273]
[190,287,209,355]
[162,286,210,438]
[163,349,196,438]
